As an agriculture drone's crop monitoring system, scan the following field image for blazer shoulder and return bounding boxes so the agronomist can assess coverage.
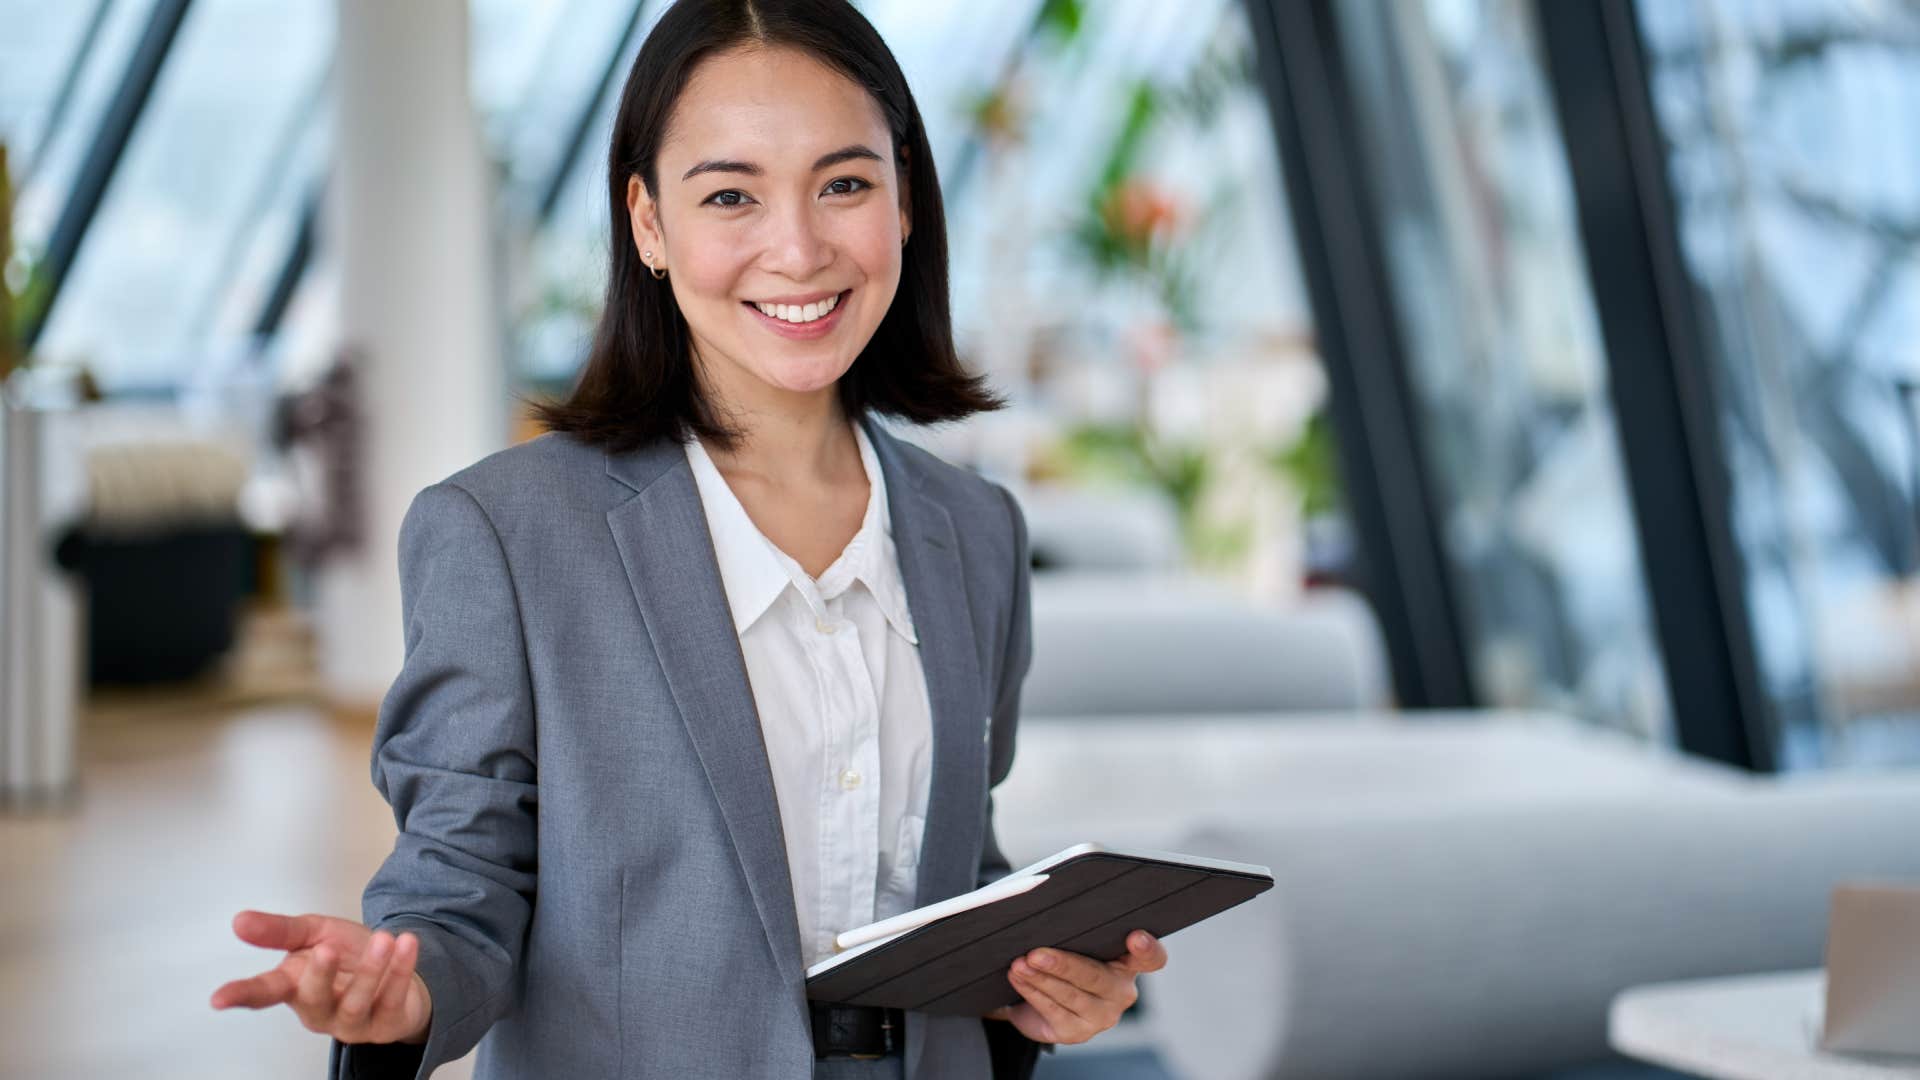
[883,426,1024,549]
[434,430,605,510]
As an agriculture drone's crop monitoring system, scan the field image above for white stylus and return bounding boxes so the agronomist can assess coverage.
[833,873,1052,952]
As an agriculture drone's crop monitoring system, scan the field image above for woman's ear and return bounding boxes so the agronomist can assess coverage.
[627,174,665,265]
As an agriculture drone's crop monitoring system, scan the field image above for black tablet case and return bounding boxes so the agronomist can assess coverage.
[804,850,1274,1015]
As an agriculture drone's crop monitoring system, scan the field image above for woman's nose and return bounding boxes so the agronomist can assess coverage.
[762,202,834,279]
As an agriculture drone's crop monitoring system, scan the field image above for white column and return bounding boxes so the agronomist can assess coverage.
[317,0,505,707]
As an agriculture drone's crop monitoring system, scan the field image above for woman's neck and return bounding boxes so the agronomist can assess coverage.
[698,392,862,494]
[689,342,864,489]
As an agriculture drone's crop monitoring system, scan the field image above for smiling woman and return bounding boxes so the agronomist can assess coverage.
[211,2,1168,1079]
[529,0,1004,455]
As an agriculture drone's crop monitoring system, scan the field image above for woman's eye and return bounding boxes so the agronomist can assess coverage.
[703,179,868,208]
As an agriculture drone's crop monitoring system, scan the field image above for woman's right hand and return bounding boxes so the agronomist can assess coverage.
[211,910,434,1046]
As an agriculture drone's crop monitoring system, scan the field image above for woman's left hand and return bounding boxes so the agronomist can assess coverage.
[983,930,1168,1044]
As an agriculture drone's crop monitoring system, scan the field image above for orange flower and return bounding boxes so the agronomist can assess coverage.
[1101,179,1184,248]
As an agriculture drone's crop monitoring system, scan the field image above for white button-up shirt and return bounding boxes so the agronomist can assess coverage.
[682,421,934,968]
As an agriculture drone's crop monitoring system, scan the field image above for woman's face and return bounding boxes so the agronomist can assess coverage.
[629,45,910,419]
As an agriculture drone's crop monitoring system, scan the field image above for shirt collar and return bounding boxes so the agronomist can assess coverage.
[681,420,919,645]
[682,432,793,636]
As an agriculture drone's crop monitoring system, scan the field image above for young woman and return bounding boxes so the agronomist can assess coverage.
[211,2,1167,1076]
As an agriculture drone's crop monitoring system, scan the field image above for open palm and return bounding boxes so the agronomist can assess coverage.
[211,910,433,1046]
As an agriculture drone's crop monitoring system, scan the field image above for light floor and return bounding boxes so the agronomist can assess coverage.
[0,700,477,1080]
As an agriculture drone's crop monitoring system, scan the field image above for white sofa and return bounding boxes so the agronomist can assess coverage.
[1025,576,1392,717]
[994,713,1920,1079]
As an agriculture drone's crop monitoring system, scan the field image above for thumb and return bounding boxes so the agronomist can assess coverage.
[1110,930,1166,974]
[231,910,307,951]
[232,911,348,954]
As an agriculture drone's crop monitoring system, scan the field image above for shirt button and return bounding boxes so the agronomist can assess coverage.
[815,617,838,634]
[839,769,862,790]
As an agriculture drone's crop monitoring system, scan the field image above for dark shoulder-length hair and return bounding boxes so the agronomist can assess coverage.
[529,0,1005,454]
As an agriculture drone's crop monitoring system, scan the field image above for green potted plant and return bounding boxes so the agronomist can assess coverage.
[0,141,52,385]
[1,141,19,382]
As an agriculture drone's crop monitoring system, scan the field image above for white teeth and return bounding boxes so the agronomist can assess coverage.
[753,292,840,323]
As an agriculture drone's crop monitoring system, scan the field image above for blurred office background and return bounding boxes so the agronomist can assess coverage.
[3,0,1919,1077]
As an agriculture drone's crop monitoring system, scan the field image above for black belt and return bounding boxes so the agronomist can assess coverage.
[809,1001,905,1059]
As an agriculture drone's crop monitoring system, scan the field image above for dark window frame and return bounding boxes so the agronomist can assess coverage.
[24,0,195,351]
[1242,0,1776,769]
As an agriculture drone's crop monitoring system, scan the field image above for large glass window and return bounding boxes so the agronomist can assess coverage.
[32,0,333,389]
[1638,0,1920,766]
[0,0,162,309]
[20,0,648,392]
[1332,0,1674,739]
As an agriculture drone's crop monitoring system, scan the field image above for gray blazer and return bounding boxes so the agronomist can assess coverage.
[329,413,1041,1079]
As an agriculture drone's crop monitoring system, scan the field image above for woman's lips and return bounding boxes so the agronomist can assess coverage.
[742,289,852,341]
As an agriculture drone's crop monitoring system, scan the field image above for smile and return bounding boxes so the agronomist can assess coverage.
[742,289,852,339]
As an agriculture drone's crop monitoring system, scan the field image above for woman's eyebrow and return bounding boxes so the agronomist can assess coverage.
[681,143,883,182]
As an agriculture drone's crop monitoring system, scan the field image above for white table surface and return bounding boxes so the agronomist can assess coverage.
[1611,971,1920,1080]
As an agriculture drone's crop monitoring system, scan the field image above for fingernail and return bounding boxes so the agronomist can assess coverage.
[1033,952,1054,970]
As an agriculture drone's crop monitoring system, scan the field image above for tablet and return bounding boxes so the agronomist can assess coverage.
[804,842,1274,1016]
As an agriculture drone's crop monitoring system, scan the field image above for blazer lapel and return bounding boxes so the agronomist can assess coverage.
[861,416,990,910]
[603,438,806,992]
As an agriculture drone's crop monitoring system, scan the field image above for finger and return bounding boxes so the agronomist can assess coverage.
[211,968,296,1010]
[1027,948,1119,997]
[1008,962,1087,1042]
[361,931,405,1012]
[336,931,394,1024]
[1000,1000,1055,1044]
[1109,931,1168,975]
[1013,958,1105,1020]
[232,910,322,952]
[294,945,340,1026]
[983,1005,1013,1022]
[373,932,421,1018]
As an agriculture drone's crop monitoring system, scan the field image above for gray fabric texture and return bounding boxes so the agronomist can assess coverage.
[326,414,1037,1079]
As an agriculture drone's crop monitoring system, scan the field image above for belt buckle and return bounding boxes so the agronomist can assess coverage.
[848,1009,896,1060]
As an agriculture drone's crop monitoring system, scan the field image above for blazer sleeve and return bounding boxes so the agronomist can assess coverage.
[977,482,1053,1079]
[330,481,539,1079]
